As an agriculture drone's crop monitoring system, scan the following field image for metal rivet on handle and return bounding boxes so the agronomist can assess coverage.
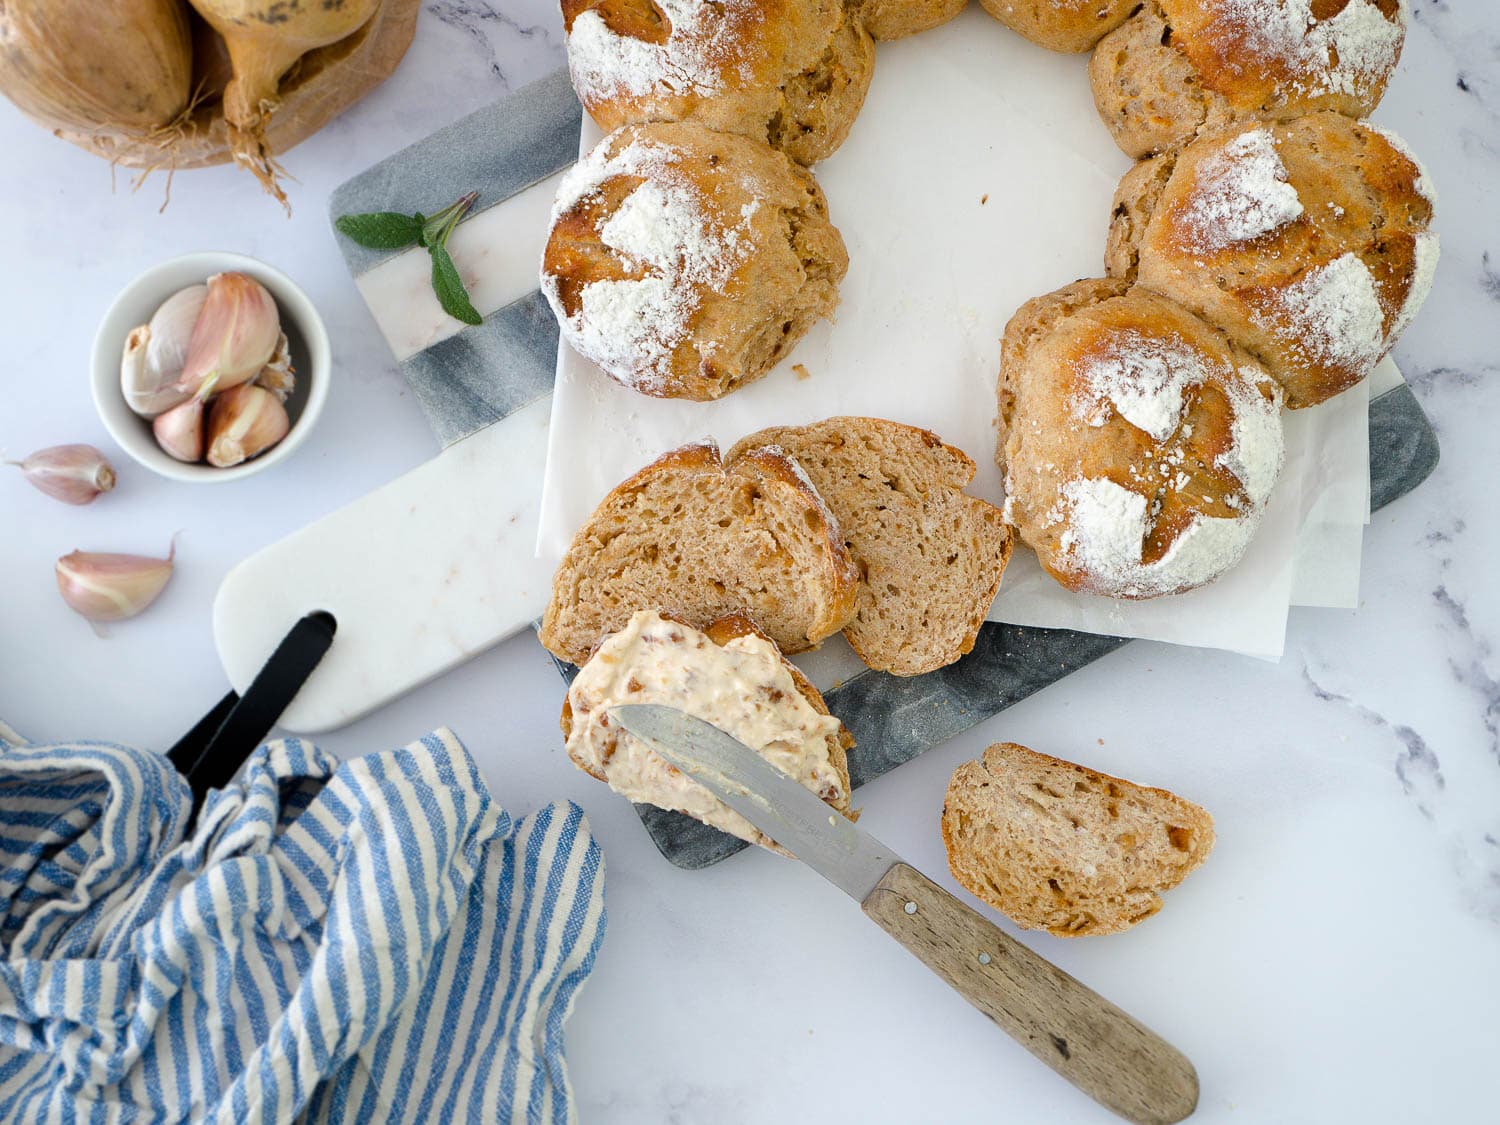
[904,901,918,915]
[978,952,992,965]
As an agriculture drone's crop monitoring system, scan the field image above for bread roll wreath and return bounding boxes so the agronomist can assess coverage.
[542,0,1436,603]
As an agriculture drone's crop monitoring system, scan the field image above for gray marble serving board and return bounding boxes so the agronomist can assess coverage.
[560,383,1439,869]
[328,72,1441,871]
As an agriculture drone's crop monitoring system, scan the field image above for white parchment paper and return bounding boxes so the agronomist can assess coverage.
[538,9,1374,659]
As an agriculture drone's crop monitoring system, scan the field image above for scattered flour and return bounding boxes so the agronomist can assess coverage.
[1210,0,1406,100]
[1075,330,1210,441]
[1266,252,1386,370]
[1058,478,1261,598]
[542,136,759,394]
[1389,230,1440,342]
[1180,128,1304,252]
[1365,121,1439,205]
[1055,339,1285,597]
[566,0,759,104]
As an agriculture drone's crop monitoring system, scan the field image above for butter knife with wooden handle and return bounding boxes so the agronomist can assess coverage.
[610,704,1199,1125]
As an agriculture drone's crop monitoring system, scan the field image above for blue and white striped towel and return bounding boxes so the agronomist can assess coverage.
[0,721,606,1123]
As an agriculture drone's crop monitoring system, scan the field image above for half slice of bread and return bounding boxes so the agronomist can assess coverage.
[562,610,856,851]
[942,743,1214,937]
[728,418,1012,676]
[540,441,859,665]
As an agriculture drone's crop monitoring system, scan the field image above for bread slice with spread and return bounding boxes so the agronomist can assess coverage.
[942,742,1214,936]
[539,440,859,665]
[728,417,1012,675]
[562,610,856,851]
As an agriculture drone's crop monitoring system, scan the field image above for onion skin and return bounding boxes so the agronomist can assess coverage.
[0,0,192,136]
[187,0,381,203]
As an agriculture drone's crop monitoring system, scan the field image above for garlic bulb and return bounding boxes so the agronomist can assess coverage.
[177,272,281,400]
[153,398,205,462]
[120,283,207,417]
[56,543,174,623]
[254,331,295,402]
[205,383,289,467]
[7,444,116,504]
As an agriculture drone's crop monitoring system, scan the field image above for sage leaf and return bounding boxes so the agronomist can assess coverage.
[429,245,483,326]
[335,211,423,250]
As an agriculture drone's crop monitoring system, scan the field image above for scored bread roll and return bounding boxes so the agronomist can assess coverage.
[855,0,967,40]
[942,742,1214,936]
[1121,113,1437,408]
[539,440,859,665]
[728,418,1012,676]
[1089,0,1407,158]
[561,0,874,165]
[562,610,856,852]
[999,285,1285,599]
[541,122,848,401]
[979,0,1137,54]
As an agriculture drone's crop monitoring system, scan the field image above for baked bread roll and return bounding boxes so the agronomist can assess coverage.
[539,440,859,664]
[979,0,1137,53]
[541,122,849,401]
[1090,0,1407,158]
[563,610,857,852]
[1121,113,1437,408]
[561,0,874,165]
[729,418,1012,676]
[855,0,966,41]
[942,742,1214,936]
[999,285,1285,599]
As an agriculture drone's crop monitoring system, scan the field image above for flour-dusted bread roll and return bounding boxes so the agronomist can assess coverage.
[855,0,966,40]
[1121,113,1437,408]
[1090,0,1407,158]
[979,0,1137,53]
[999,286,1285,599]
[562,610,856,852]
[942,742,1214,936]
[728,417,1012,676]
[541,122,849,401]
[539,440,859,664]
[562,0,874,165]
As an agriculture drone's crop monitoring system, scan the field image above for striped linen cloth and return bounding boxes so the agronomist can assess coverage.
[0,721,606,1124]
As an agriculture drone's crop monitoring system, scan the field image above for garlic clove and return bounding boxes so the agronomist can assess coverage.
[177,272,281,400]
[205,383,290,468]
[7,444,117,504]
[254,331,296,403]
[152,398,205,462]
[120,284,207,418]
[56,543,175,623]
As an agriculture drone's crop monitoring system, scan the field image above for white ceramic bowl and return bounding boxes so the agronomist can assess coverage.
[91,251,331,483]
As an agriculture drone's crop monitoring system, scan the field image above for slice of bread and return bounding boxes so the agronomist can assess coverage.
[728,418,1012,676]
[942,743,1214,937]
[539,441,859,665]
[561,610,856,851]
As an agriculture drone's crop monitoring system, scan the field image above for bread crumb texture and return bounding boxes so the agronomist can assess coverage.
[942,742,1214,936]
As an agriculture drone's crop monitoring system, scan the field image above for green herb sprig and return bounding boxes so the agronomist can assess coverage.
[336,192,484,326]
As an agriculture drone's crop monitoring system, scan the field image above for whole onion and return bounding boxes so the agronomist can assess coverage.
[0,0,193,139]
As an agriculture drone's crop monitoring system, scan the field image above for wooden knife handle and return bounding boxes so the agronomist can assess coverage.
[862,863,1198,1124]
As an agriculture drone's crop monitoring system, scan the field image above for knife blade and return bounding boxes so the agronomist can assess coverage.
[609,703,1199,1125]
[609,703,900,900]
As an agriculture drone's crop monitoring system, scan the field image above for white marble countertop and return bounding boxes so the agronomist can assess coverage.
[2,3,1497,1121]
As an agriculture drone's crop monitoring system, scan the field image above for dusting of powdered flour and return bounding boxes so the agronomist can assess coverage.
[1263,251,1386,371]
[1210,0,1406,99]
[1389,231,1440,342]
[1366,122,1439,205]
[542,137,757,393]
[1180,128,1303,253]
[1055,349,1285,597]
[566,0,759,104]
[1076,329,1213,441]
